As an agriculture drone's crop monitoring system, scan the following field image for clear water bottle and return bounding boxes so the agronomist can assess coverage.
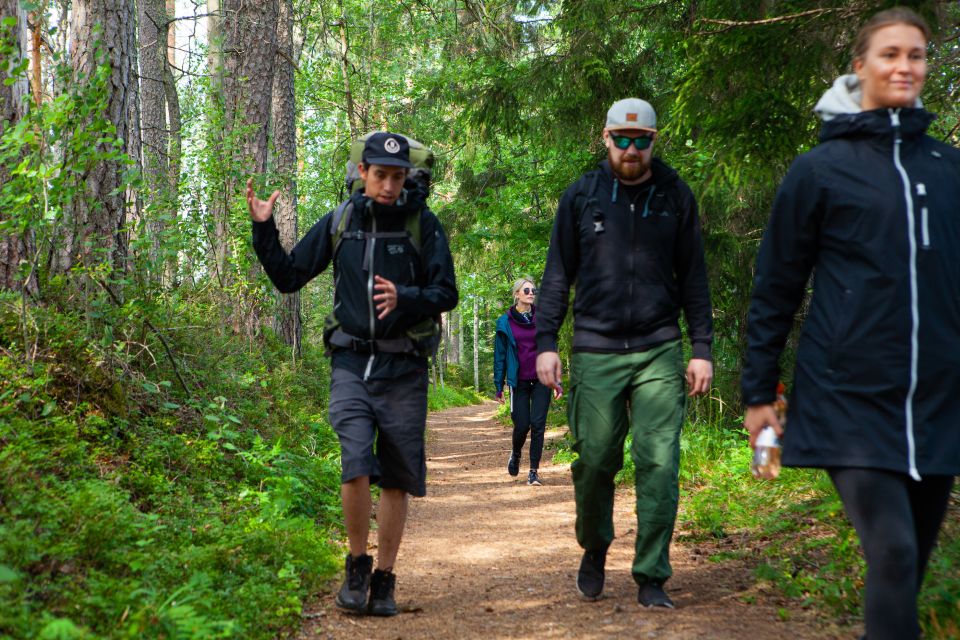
[751,383,786,480]
[751,426,781,479]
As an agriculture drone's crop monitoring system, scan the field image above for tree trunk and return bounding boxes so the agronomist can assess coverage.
[473,296,479,391]
[205,0,228,286]
[139,0,171,278]
[337,0,357,137]
[0,0,37,293]
[270,0,301,355]
[457,308,464,365]
[221,0,278,335]
[56,0,137,279]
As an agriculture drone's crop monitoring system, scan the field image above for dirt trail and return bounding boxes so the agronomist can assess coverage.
[299,402,851,640]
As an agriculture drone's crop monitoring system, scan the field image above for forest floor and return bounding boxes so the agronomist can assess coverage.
[298,402,855,640]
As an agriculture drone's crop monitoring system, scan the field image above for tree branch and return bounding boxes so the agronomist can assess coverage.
[93,278,192,395]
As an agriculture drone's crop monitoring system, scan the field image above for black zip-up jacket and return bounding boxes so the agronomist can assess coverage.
[536,158,713,359]
[741,106,960,477]
[252,188,458,380]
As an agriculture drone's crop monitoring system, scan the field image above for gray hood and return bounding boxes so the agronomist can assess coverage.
[814,73,923,122]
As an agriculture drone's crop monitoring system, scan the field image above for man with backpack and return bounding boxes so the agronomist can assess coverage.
[247,131,458,616]
[535,99,713,608]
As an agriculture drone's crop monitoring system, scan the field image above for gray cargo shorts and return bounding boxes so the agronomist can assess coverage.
[328,367,429,497]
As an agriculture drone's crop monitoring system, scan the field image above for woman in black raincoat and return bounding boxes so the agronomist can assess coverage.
[741,8,959,640]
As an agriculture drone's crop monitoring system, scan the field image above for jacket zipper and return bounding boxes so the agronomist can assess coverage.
[916,183,930,248]
[889,109,922,481]
[364,215,377,381]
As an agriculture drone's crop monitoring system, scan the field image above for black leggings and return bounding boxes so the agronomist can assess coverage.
[828,468,955,640]
[510,379,552,470]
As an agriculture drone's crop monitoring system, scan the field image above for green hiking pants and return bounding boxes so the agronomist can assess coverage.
[568,341,686,585]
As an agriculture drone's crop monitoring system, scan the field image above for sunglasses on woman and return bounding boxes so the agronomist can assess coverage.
[611,134,654,150]
[522,287,537,295]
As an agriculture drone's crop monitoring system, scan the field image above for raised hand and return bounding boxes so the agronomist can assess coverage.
[246,177,280,223]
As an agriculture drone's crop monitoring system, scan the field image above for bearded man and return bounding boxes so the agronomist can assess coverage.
[535,98,713,608]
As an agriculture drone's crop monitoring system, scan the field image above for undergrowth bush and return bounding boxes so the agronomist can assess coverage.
[0,293,344,639]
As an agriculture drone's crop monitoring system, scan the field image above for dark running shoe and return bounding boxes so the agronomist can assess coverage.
[507,451,521,477]
[368,569,398,617]
[527,469,542,486]
[576,547,607,601]
[335,553,372,612]
[637,581,675,609]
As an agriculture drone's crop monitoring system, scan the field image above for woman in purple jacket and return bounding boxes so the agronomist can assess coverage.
[493,278,559,486]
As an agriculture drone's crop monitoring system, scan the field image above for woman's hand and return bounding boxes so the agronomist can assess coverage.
[495,391,504,405]
[744,404,782,448]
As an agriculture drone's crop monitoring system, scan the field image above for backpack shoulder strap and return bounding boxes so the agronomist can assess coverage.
[573,170,606,234]
[330,199,355,257]
[405,207,423,256]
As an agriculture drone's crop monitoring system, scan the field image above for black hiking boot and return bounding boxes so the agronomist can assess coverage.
[368,568,398,617]
[335,553,373,613]
[576,547,607,601]
[507,451,521,477]
[637,580,675,609]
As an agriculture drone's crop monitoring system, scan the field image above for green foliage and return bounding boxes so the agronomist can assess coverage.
[0,294,343,638]
[428,382,485,411]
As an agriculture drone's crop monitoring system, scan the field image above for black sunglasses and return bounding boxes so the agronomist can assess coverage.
[521,287,537,295]
[611,134,654,150]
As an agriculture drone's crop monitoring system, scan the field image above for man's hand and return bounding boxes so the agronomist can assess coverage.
[373,275,397,320]
[685,358,713,397]
[246,177,280,223]
[537,351,562,392]
[744,404,782,449]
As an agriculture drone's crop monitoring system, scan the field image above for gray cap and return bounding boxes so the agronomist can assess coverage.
[605,98,657,132]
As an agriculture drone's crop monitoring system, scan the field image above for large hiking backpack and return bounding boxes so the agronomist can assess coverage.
[322,133,441,358]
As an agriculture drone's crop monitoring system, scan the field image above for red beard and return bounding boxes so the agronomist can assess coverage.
[609,151,650,181]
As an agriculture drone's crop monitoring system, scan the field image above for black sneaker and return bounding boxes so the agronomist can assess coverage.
[507,452,521,476]
[527,470,542,486]
[637,581,675,609]
[335,553,372,612]
[576,547,607,601]
[368,569,398,617]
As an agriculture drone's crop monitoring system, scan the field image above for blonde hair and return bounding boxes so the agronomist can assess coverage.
[852,7,930,65]
[511,277,536,303]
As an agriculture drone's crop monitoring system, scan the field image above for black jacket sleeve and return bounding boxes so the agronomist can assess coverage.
[394,209,459,315]
[251,212,333,293]
[741,154,823,405]
[673,183,714,360]
[536,183,581,354]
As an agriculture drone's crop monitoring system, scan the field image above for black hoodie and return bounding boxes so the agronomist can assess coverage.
[536,157,713,359]
[252,188,458,380]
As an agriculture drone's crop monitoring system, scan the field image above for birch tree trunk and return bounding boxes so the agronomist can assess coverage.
[473,296,479,391]
[457,308,464,365]
[205,0,227,286]
[0,0,37,293]
[270,0,301,355]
